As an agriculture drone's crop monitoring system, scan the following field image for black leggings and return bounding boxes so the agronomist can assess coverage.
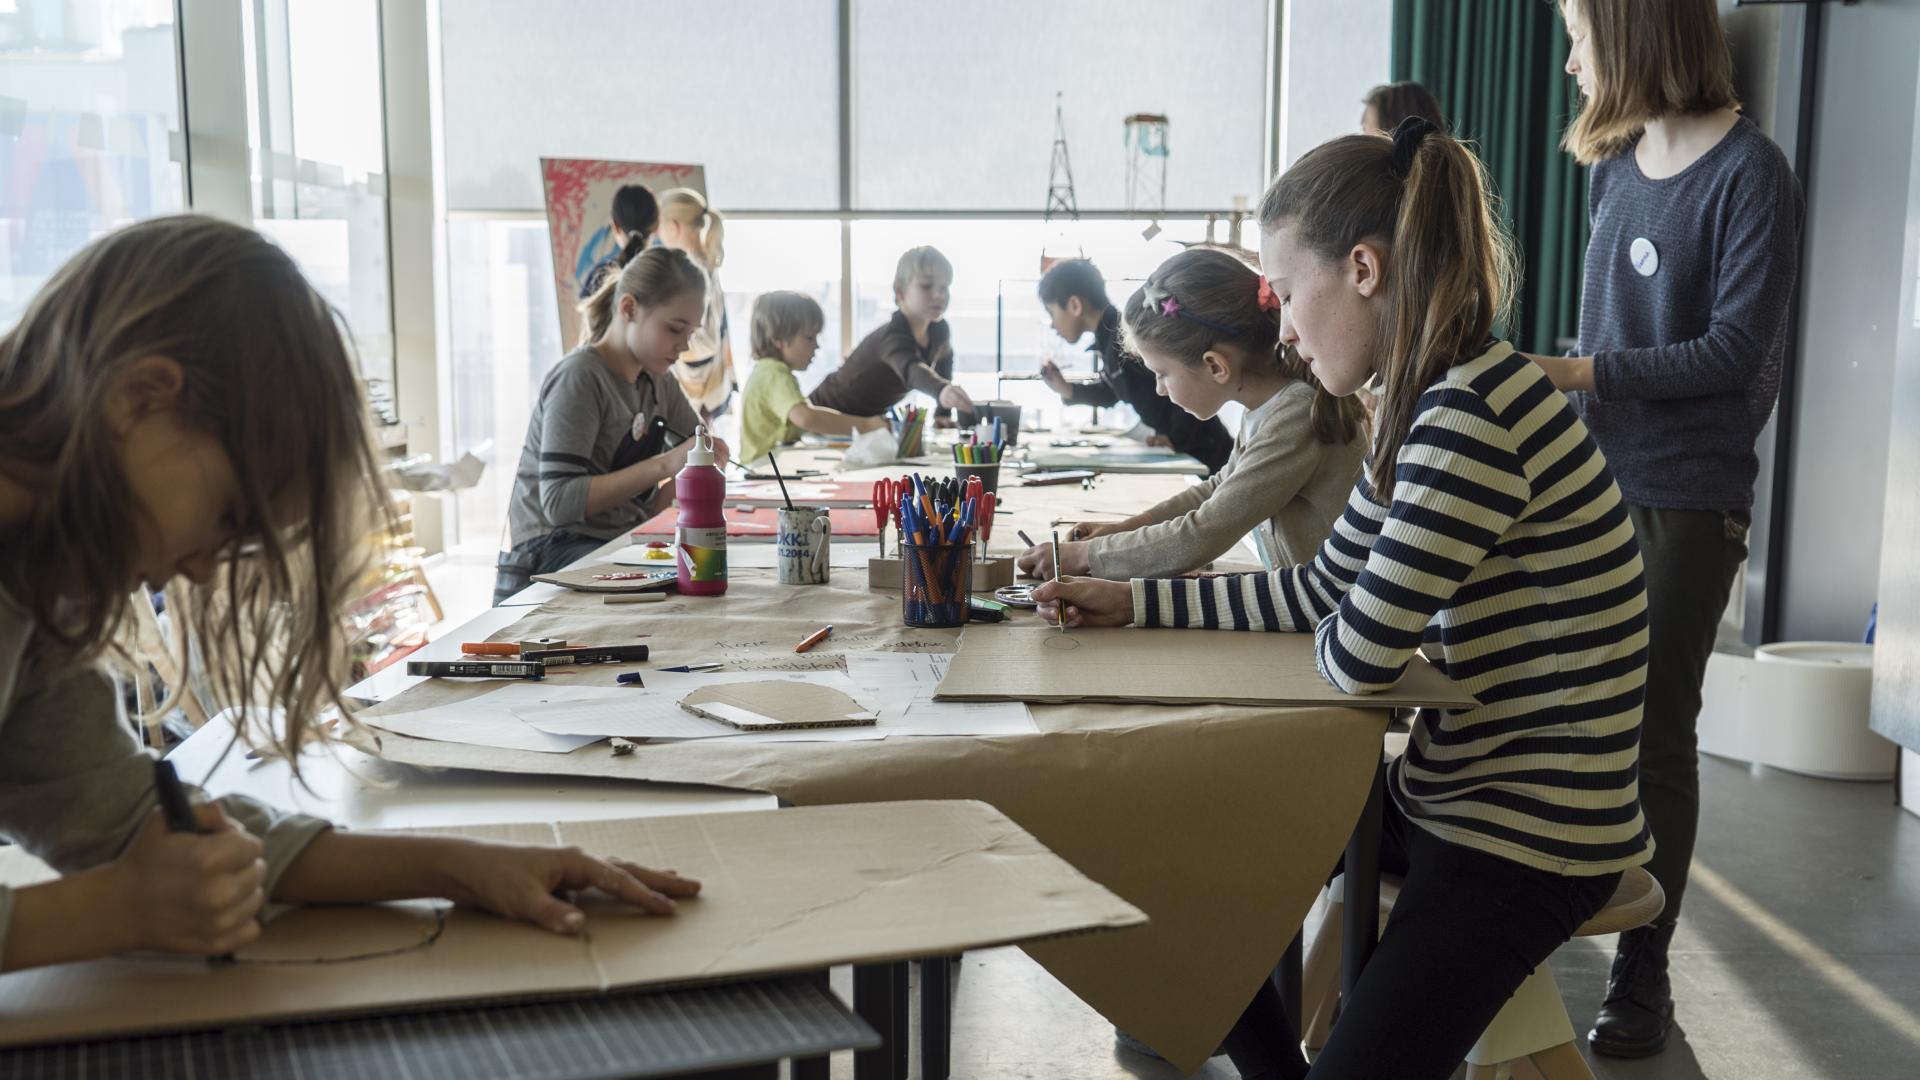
[1224,793,1622,1080]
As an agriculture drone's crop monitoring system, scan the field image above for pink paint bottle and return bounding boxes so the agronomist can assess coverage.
[674,426,728,595]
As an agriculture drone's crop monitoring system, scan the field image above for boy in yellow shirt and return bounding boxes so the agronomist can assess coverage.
[739,291,885,465]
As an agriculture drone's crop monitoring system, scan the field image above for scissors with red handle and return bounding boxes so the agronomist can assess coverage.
[871,477,899,555]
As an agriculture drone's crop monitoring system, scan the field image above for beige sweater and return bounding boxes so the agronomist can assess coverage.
[1086,380,1366,579]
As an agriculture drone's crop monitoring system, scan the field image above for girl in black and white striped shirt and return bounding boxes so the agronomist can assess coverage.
[1036,120,1654,1080]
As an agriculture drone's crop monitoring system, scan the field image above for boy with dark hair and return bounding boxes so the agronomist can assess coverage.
[1038,259,1232,475]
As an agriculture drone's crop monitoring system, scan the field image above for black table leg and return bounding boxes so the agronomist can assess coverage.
[792,968,833,1080]
[852,963,897,1080]
[891,961,910,1076]
[921,954,952,1080]
[1342,762,1385,1000]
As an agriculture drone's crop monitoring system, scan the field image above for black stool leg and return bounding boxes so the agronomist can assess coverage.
[852,963,897,1080]
[922,954,952,1079]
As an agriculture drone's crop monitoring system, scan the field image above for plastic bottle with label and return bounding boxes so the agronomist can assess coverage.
[674,426,727,595]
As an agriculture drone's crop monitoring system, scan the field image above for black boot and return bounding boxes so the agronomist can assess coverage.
[1589,921,1677,1057]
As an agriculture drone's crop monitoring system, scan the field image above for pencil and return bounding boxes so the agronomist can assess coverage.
[1052,529,1066,633]
[795,625,834,653]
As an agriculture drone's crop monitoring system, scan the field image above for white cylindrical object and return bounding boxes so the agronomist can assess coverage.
[1746,642,1893,780]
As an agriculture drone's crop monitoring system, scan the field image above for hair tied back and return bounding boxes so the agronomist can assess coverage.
[1388,115,1440,179]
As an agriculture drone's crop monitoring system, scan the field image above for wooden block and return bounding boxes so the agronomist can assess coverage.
[867,556,1016,592]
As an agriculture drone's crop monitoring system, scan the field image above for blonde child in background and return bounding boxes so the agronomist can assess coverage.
[738,291,886,465]
[656,188,735,421]
[808,246,974,418]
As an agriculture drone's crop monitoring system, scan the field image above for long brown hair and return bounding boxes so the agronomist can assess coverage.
[578,245,709,347]
[0,215,390,757]
[1561,0,1740,164]
[1123,247,1364,448]
[1258,124,1517,501]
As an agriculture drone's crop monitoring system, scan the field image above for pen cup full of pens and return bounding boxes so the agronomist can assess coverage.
[954,462,1000,499]
[901,540,973,628]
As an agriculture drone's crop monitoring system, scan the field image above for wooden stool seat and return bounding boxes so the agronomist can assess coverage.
[1574,866,1664,937]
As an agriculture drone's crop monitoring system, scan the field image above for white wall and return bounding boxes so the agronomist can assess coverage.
[1780,2,1920,641]
[1280,0,1393,168]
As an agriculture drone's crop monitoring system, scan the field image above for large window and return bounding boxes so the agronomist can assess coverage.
[0,0,183,327]
[429,1,1361,548]
[852,0,1270,210]
[242,0,394,385]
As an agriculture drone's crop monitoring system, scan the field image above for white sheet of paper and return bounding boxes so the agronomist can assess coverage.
[843,654,1039,737]
[366,684,632,753]
[609,543,882,570]
[513,671,888,743]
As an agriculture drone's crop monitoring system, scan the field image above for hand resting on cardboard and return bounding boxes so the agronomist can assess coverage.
[272,831,703,938]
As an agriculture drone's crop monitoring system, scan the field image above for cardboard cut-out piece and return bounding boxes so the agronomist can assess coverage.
[680,681,880,731]
[934,627,1480,710]
[0,801,1144,1048]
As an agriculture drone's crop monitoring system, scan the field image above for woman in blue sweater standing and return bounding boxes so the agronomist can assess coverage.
[1526,0,1804,1057]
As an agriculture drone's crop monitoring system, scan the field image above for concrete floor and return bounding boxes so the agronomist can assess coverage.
[815,754,1920,1079]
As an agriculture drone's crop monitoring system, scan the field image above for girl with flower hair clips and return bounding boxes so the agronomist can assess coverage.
[1019,247,1365,582]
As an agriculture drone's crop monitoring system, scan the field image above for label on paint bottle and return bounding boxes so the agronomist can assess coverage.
[675,526,728,583]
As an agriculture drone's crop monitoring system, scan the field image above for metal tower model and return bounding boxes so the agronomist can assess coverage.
[1125,113,1169,240]
[1041,92,1081,272]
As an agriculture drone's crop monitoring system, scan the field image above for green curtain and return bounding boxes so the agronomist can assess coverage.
[1391,0,1589,355]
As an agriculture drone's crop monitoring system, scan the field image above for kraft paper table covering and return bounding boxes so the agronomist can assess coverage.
[361,569,1393,1073]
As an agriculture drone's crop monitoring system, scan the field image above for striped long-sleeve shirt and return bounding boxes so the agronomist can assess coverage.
[1131,342,1653,876]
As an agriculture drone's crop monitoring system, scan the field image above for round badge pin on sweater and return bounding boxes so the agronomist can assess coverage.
[1630,237,1659,277]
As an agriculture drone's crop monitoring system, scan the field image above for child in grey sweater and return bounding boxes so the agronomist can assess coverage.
[1020,248,1366,581]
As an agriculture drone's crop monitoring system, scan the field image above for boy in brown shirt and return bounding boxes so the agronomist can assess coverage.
[808,246,975,417]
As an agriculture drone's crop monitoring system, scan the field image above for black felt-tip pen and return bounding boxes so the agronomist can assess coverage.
[407,660,545,680]
[523,644,651,666]
[154,760,237,963]
[153,759,200,833]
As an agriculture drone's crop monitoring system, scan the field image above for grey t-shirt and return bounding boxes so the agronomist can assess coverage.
[507,347,703,546]
[0,589,329,960]
[1572,116,1804,510]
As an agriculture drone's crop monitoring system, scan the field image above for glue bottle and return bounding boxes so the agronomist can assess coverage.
[674,426,728,596]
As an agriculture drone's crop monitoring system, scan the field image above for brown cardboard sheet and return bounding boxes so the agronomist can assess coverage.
[0,801,1142,1048]
[935,626,1480,710]
[680,681,878,730]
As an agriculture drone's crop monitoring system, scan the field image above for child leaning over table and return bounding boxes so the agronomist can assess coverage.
[0,216,698,974]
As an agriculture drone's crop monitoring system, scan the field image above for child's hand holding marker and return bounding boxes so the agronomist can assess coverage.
[1032,576,1135,629]
[1017,538,1089,579]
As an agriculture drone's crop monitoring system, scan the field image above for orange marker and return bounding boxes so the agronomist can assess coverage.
[461,642,519,657]
[794,625,834,653]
